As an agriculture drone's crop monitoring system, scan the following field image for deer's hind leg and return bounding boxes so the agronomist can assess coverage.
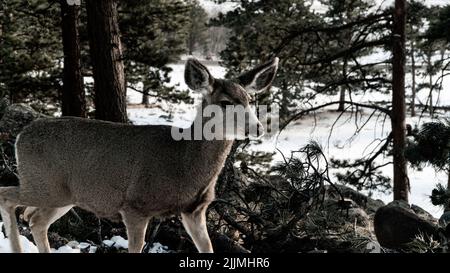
[0,186,22,253]
[24,205,73,253]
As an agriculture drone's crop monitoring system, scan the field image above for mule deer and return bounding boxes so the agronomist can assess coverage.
[0,57,279,253]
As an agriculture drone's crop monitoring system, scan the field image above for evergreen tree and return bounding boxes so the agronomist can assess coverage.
[406,1,430,117]
[406,121,450,210]
[119,0,192,106]
[186,0,209,56]
[214,0,391,121]
[391,0,408,202]
[0,0,61,108]
[320,0,376,111]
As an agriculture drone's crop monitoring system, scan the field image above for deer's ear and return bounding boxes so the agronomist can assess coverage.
[237,57,279,94]
[185,58,214,93]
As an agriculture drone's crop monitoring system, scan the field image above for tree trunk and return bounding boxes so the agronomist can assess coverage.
[338,28,352,112]
[410,40,416,117]
[446,169,450,212]
[142,83,150,107]
[188,32,195,55]
[86,0,127,123]
[338,59,347,112]
[60,0,86,118]
[429,70,433,118]
[338,88,346,111]
[337,59,348,112]
[391,0,409,202]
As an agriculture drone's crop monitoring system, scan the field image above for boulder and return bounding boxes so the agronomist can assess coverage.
[0,98,9,119]
[374,200,440,249]
[439,211,450,226]
[0,104,46,137]
[325,184,385,214]
[411,204,437,224]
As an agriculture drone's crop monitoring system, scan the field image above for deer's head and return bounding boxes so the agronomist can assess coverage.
[184,58,279,140]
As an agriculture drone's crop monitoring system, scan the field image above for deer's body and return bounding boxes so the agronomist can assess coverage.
[16,117,232,218]
[0,58,278,253]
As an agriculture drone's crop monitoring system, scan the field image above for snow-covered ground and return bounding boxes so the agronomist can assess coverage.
[0,222,170,253]
[126,61,450,218]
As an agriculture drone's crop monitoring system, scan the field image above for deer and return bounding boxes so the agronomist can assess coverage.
[0,57,279,253]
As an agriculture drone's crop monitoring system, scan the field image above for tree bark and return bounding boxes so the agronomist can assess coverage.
[446,169,450,212]
[338,59,348,112]
[86,0,127,123]
[428,67,433,118]
[410,40,416,117]
[60,0,86,118]
[142,83,150,107]
[391,0,409,202]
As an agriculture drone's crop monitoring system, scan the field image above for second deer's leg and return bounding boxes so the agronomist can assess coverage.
[181,205,213,253]
[25,205,73,253]
[120,211,149,253]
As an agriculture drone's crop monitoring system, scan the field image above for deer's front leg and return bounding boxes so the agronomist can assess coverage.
[181,205,213,253]
[120,211,149,253]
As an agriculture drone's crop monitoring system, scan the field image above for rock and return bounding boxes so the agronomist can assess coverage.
[411,204,438,224]
[0,104,46,137]
[325,184,385,214]
[439,211,450,226]
[307,248,328,253]
[363,241,382,253]
[0,98,9,119]
[348,207,370,226]
[210,232,250,253]
[374,201,440,249]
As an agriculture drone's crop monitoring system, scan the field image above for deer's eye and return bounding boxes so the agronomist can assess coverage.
[220,100,233,108]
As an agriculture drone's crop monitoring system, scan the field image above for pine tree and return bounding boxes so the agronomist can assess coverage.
[0,0,61,107]
[186,0,209,56]
[391,0,408,202]
[319,0,375,112]
[214,0,390,122]
[119,0,192,106]
[406,1,430,117]
[406,121,450,210]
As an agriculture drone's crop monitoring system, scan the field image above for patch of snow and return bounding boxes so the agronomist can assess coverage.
[198,0,238,17]
[147,242,170,253]
[52,245,80,254]
[0,228,171,253]
[0,223,38,253]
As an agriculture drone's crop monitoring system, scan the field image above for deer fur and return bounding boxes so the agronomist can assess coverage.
[0,57,279,253]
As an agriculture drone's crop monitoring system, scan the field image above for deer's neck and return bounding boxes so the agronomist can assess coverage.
[184,99,234,173]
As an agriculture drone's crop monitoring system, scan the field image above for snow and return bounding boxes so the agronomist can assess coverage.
[102,235,128,249]
[309,0,449,14]
[126,61,450,218]
[198,0,238,17]
[377,0,450,8]
[0,228,170,253]
[147,242,171,253]
[0,223,38,253]
[252,110,448,218]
